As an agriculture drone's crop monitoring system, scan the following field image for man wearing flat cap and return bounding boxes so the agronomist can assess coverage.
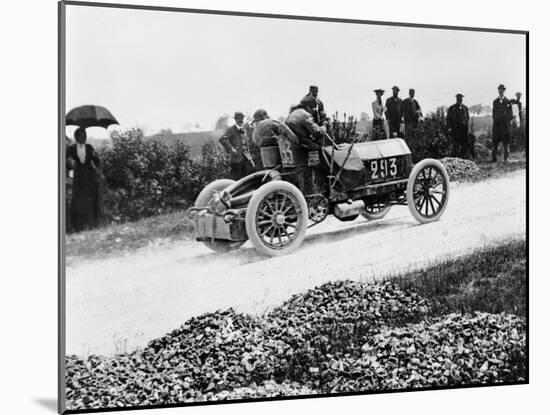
[251,109,299,167]
[301,85,326,125]
[219,111,255,180]
[385,86,403,138]
[446,94,474,159]
[252,109,297,148]
[492,84,514,162]
[402,88,423,141]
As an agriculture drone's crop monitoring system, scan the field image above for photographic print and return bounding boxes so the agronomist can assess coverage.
[59,1,528,413]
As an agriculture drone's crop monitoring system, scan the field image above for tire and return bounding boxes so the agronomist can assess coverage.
[336,214,359,222]
[362,204,391,220]
[407,158,450,224]
[245,181,308,257]
[194,179,245,253]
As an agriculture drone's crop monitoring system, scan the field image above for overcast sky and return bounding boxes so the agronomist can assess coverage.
[66,4,526,138]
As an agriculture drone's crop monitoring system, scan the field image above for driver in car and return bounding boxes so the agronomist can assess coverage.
[285,95,328,150]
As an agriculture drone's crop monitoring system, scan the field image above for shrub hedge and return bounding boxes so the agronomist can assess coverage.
[407,107,526,163]
[66,128,229,231]
[67,113,525,231]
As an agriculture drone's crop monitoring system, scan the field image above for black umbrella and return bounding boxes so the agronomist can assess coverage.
[66,105,119,129]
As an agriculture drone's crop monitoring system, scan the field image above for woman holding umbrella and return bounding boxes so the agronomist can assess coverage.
[65,105,118,232]
[66,128,101,232]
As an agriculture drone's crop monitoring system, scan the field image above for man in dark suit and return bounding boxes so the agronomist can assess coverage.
[219,112,255,180]
[385,86,403,138]
[301,85,326,125]
[492,84,514,162]
[446,93,474,159]
[402,88,422,141]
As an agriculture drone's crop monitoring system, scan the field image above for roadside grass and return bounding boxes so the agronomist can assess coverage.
[475,153,526,182]
[65,210,193,261]
[385,238,526,317]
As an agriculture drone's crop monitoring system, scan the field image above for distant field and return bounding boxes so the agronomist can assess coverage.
[84,130,224,156]
[150,130,224,154]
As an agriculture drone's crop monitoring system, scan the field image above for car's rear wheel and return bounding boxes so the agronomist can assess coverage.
[194,179,245,253]
[336,214,359,222]
[407,158,450,224]
[362,202,391,220]
[245,181,308,257]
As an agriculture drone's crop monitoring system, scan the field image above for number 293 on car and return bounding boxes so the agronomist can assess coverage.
[370,157,398,180]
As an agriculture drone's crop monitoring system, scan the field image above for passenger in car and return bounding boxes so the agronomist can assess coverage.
[285,95,328,150]
[251,109,295,148]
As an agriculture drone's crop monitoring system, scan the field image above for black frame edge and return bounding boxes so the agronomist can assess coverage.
[62,0,528,35]
[58,1,67,414]
[525,30,530,385]
[62,381,529,414]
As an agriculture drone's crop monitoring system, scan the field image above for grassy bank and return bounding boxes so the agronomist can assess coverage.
[476,157,526,182]
[65,211,193,262]
[387,239,527,317]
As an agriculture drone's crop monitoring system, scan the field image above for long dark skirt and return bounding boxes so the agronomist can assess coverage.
[372,119,387,141]
[70,165,100,232]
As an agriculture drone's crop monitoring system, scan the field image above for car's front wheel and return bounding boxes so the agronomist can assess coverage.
[406,158,450,224]
[245,181,308,257]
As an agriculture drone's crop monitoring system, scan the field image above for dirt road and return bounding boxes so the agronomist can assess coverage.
[66,170,526,357]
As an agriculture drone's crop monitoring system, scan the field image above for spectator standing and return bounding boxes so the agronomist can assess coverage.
[446,93,474,159]
[66,128,101,232]
[513,92,523,129]
[402,88,422,141]
[492,84,514,162]
[219,112,255,180]
[371,89,388,141]
[385,86,403,137]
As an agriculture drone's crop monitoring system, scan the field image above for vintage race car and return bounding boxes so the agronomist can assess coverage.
[187,133,450,256]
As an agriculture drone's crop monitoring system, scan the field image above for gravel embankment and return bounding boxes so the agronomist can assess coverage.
[66,281,526,410]
[440,157,483,181]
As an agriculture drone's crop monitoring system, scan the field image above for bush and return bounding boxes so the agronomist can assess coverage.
[67,128,230,230]
[474,132,492,160]
[509,120,526,152]
[329,113,366,144]
[409,107,526,162]
[408,107,454,162]
[472,120,525,161]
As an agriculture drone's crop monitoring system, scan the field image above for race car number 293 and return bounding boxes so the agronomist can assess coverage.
[370,157,397,179]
